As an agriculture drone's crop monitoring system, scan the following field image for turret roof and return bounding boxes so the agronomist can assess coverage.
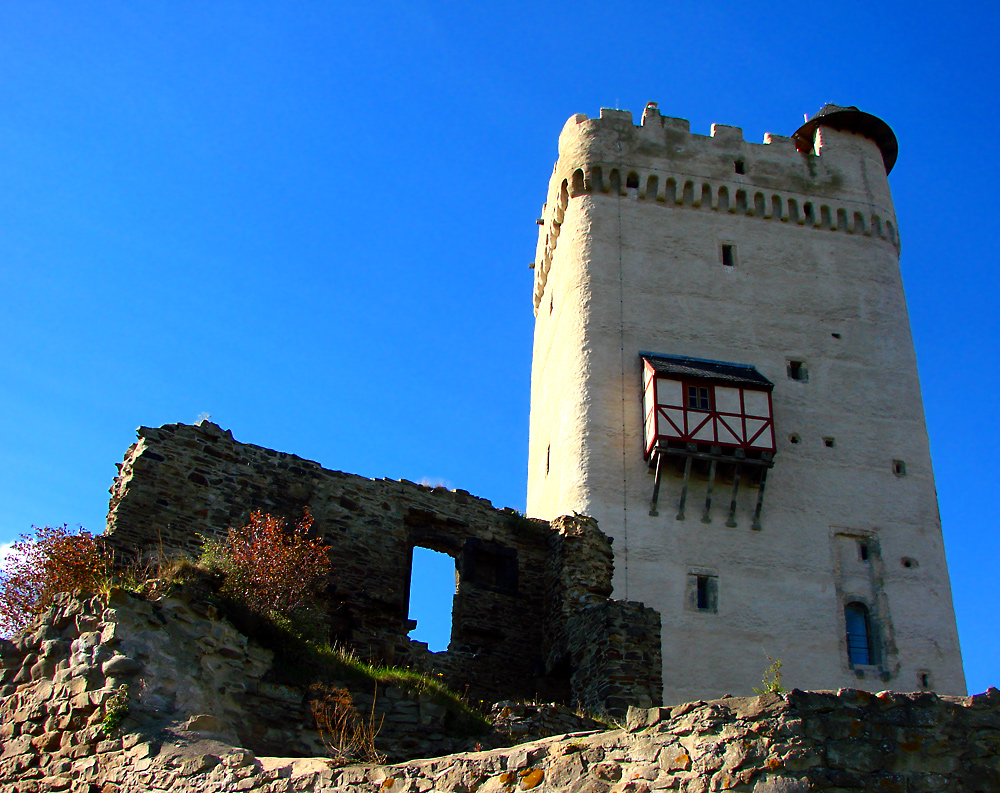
[793,104,898,174]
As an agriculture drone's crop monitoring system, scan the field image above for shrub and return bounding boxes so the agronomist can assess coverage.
[204,509,331,625]
[100,684,131,734]
[0,525,113,635]
[309,683,385,765]
[754,655,787,696]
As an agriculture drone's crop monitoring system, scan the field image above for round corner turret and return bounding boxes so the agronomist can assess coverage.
[793,105,898,174]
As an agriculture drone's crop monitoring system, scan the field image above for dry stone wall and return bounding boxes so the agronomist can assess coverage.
[103,421,662,716]
[1,590,996,792]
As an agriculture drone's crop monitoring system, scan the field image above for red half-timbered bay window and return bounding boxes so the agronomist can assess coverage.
[640,352,777,528]
[642,353,775,459]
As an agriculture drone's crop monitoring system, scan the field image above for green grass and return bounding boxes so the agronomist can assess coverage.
[214,599,491,734]
[107,554,492,736]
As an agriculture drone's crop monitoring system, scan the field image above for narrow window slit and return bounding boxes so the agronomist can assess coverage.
[721,244,735,267]
[696,576,709,609]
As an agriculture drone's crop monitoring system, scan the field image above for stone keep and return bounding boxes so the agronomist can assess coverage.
[526,102,966,703]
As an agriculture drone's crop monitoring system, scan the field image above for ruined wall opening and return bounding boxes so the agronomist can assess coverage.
[407,546,456,652]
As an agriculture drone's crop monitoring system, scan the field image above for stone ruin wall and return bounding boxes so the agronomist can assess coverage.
[1,591,997,793]
[102,421,662,715]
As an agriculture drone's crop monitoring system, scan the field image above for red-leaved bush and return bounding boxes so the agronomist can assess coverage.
[0,526,113,636]
[213,510,331,618]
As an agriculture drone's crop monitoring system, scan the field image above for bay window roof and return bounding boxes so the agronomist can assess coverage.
[640,352,773,390]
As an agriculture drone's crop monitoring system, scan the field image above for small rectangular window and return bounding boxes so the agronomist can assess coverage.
[696,576,709,609]
[823,437,836,448]
[687,385,711,410]
[787,360,808,382]
[734,160,745,175]
[858,541,869,561]
[721,244,735,267]
[893,459,907,477]
[687,571,718,613]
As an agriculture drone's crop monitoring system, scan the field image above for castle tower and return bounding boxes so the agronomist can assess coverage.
[527,103,966,703]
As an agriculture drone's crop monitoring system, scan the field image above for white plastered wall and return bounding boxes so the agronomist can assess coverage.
[526,107,966,704]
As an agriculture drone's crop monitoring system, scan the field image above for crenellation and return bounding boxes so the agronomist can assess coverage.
[534,104,904,312]
[763,132,795,146]
[710,122,744,143]
[598,108,632,123]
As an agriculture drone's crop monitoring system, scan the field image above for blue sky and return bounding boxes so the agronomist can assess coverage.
[0,2,996,695]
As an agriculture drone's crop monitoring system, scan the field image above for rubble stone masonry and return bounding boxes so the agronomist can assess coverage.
[0,592,996,792]
[103,421,662,714]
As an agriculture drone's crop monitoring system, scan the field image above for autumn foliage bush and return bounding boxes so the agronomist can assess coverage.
[0,526,113,636]
[204,509,332,626]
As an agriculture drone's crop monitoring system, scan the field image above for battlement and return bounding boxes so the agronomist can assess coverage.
[561,102,895,184]
[530,103,901,312]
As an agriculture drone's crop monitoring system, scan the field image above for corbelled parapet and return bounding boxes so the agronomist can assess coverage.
[531,103,900,312]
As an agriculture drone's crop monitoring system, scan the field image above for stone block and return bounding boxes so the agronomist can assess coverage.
[185,714,230,734]
[627,706,671,732]
[178,753,221,777]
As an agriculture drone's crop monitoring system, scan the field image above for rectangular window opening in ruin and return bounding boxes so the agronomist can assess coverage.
[460,538,519,594]
[407,546,457,652]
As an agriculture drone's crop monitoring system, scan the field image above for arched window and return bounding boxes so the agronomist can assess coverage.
[845,601,874,666]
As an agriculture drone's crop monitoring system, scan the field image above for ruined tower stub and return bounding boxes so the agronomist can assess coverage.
[526,102,966,703]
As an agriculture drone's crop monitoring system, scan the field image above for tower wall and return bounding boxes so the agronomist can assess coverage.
[527,105,965,703]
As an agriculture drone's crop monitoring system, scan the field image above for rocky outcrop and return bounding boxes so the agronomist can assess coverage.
[1,590,997,792]
[0,588,494,777]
